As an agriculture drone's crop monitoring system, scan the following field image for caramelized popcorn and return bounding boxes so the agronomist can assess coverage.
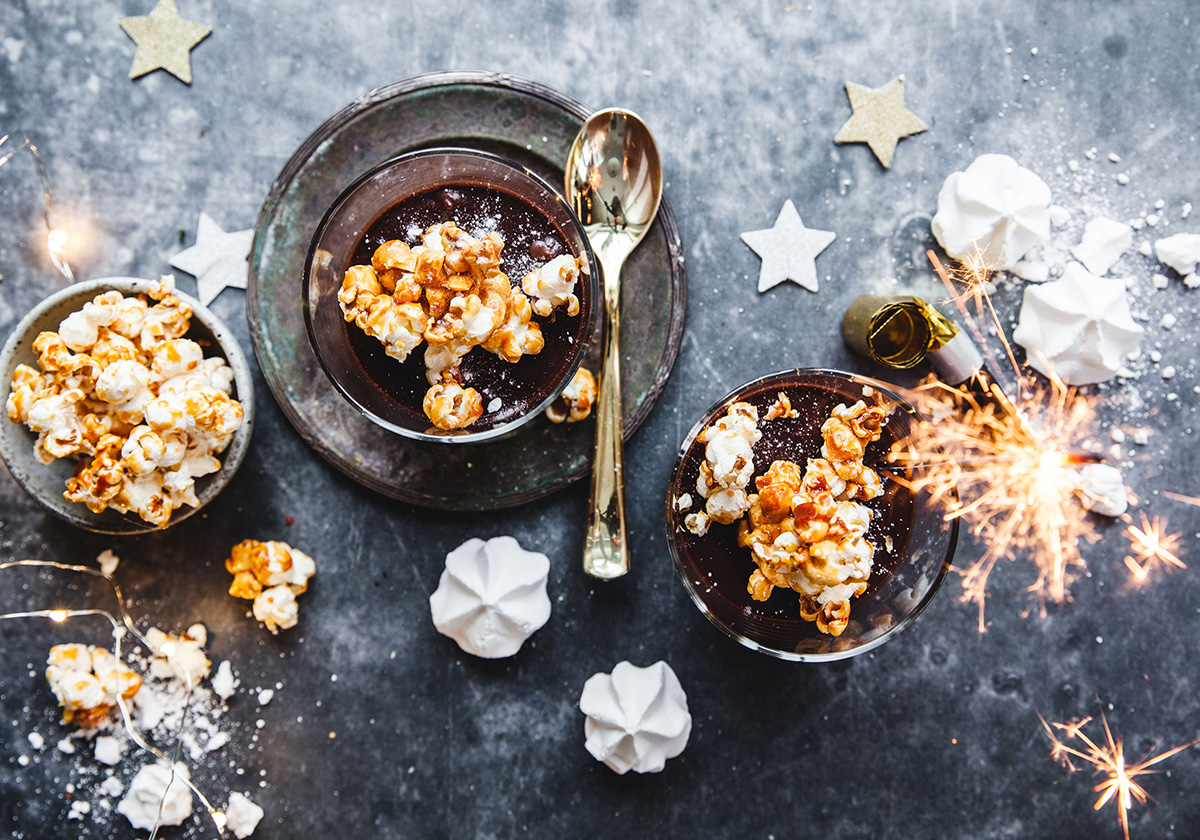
[45,643,142,727]
[6,277,244,526]
[424,382,484,430]
[545,367,597,424]
[685,398,892,637]
[339,221,585,431]
[521,254,583,317]
[686,401,761,531]
[764,392,799,421]
[225,540,316,633]
[819,401,889,500]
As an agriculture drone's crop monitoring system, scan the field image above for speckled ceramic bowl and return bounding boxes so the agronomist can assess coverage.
[0,278,255,534]
[665,369,956,662]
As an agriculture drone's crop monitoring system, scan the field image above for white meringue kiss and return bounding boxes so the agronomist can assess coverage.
[931,153,1051,269]
[579,660,692,775]
[429,536,551,659]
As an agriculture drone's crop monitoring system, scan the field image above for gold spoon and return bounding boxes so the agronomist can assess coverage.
[565,108,663,580]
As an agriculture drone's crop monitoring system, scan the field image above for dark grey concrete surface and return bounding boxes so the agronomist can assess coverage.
[1,2,1199,838]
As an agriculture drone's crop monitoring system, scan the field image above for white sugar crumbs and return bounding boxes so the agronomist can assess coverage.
[25,638,270,837]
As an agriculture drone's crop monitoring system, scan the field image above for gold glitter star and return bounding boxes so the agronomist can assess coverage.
[119,0,211,85]
[834,75,928,168]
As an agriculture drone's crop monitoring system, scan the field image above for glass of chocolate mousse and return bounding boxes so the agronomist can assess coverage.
[665,369,957,661]
[304,148,598,442]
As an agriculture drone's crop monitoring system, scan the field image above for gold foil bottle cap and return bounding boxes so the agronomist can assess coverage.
[842,295,959,369]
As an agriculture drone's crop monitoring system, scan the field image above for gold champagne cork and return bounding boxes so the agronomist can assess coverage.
[842,295,959,369]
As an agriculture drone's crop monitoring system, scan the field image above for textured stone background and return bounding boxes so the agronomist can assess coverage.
[2,1,1199,838]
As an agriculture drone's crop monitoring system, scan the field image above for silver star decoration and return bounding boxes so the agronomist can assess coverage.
[740,200,837,293]
[168,213,253,305]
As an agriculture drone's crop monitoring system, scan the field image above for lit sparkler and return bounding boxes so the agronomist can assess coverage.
[1038,705,1195,840]
[0,559,228,839]
[890,368,1101,631]
[927,248,1027,403]
[0,129,75,281]
[1162,491,1200,508]
[1122,513,1185,584]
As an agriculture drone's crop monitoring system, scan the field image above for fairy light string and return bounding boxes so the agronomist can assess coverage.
[0,130,75,281]
[0,559,228,839]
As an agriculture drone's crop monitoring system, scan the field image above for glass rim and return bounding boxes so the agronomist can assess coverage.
[664,367,959,662]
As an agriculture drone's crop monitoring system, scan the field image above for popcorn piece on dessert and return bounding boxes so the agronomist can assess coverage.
[225,540,316,633]
[545,368,597,424]
[339,221,582,431]
[423,382,484,431]
[818,400,889,501]
[687,401,761,531]
[45,643,142,727]
[763,391,798,420]
[520,254,584,317]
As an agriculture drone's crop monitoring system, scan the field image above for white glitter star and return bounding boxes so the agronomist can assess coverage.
[740,200,836,293]
[168,213,254,306]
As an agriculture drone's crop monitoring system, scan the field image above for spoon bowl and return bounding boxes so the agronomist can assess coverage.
[565,108,663,579]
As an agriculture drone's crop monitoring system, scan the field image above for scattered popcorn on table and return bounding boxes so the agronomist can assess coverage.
[5,277,244,526]
[545,367,597,424]
[145,624,211,687]
[45,643,142,727]
[339,222,585,431]
[225,540,316,633]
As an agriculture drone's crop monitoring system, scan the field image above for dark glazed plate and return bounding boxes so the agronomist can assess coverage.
[665,369,956,661]
[248,71,686,510]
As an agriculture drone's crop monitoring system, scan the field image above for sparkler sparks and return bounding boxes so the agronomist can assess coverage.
[1038,706,1195,840]
[1122,513,1185,584]
[1162,491,1200,508]
[890,370,1101,631]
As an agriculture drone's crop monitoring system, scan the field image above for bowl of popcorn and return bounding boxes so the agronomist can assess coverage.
[0,277,253,534]
[665,369,956,662]
[303,147,599,442]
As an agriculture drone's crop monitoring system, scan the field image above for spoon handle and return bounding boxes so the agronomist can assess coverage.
[583,263,628,580]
